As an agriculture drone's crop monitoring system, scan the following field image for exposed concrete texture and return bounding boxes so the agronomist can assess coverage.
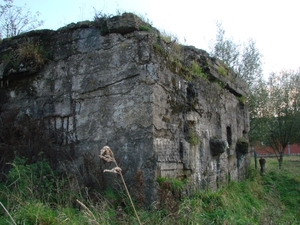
[0,13,250,204]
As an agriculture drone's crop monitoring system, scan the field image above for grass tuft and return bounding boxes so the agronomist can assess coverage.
[0,153,299,224]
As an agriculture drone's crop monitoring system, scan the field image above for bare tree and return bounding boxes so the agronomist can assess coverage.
[249,70,300,169]
[209,22,300,169]
[263,70,300,168]
[210,21,265,148]
[0,0,43,39]
[210,22,240,72]
[248,79,270,144]
[210,22,263,91]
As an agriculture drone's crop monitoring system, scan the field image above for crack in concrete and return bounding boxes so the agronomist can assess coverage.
[79,73,140,96]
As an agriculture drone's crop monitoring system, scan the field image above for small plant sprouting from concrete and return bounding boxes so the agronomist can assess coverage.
[139,25,152,31]
[217,67,227,76]
[237,96,246,105]
[18,42,47,66]
[93,12,111,35]
[1,41,48,76]
[99,146,142,225]
[192,61,208,80]
[190,130,201,146]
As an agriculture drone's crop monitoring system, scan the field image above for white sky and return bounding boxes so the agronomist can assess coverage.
[12,0,300,79]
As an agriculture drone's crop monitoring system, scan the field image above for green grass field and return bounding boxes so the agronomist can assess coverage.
[0,156,299,224]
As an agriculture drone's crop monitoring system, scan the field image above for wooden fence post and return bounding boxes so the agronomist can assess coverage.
[259,158,266,175]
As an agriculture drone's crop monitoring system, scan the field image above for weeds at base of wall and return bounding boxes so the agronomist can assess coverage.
[99,146,142,225]
[0,109,298,223]
[0,112,299,224]
[156,177,186,216]
[0,156,121,224]
[0,157,299,224]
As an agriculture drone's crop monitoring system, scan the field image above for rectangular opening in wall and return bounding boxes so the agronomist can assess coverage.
[226,126,232,146]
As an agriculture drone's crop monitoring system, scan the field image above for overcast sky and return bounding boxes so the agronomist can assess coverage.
[12,0,300,79]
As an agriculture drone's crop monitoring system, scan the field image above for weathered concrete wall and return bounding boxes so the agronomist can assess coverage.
[151,43,250,194]
[0,13,250,204]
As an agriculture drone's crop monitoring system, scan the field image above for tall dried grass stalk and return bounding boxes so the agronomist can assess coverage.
[100,146,142,225]
[76,199,100,225]
[0,201,17,225]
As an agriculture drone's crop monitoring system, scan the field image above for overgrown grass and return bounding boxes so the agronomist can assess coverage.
[0,156,299,224]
